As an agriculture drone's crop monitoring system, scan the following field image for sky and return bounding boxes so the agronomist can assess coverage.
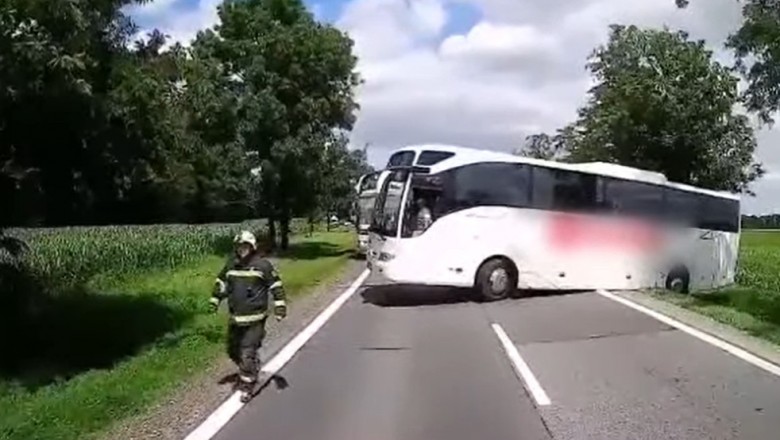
[127,0,780,214]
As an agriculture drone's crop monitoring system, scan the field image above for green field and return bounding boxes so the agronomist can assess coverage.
[0,223,355,440]
[659,230,780,346]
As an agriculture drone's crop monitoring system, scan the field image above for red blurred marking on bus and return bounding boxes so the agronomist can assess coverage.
[548,213,663,252]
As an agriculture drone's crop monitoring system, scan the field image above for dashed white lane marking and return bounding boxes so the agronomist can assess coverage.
[596,289,780,378]
[184,268,371,440]
[491,323,552,406]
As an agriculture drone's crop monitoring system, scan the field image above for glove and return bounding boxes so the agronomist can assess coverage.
[212,279,226,297]
[208,297,221,313]
[274,302,287,321]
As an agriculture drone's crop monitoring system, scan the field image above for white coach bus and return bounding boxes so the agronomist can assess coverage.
[355,145,461,254]
[367,144,741,301]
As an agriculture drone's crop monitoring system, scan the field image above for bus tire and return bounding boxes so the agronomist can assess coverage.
[665,267,690,294]
[475,257,518,302]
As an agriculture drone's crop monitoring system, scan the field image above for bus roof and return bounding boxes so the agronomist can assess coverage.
[394,143,740,201]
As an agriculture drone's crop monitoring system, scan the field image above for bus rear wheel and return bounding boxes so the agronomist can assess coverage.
[475,258,518,301]
[665,267,690,294]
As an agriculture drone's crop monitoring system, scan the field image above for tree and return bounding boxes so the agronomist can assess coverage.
[315,136,373,229]
[0,0,260,226]
[0,0,136,225]
[177,40,256,223]
[514,132,569,160]
[564,25,763,193]
[0,0,362,230]
[195,0,361,249]
[676,0,780,124]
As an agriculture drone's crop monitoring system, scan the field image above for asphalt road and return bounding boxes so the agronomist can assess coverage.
[212,273,780,440]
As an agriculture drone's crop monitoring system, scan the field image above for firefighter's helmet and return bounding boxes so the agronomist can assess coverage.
[234,230,257,249]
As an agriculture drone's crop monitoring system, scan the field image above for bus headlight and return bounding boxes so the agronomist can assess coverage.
[378,252,395,262]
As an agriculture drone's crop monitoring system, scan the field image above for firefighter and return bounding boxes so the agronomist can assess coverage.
[209,230,287,402]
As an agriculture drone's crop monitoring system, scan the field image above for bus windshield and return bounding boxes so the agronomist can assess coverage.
[372,169,409,237]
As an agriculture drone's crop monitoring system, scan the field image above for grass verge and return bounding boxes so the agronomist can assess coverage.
[0,231,355,440]
[653,288,780,347]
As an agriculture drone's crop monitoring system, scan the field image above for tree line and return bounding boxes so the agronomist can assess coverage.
[742,214,780,229]
[0,0,372,248]
[517,1,780,198]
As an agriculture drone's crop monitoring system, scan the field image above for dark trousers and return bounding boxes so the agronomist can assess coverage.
[227,319,266,384]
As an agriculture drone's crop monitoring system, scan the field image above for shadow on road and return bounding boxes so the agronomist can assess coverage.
[274,241,352,260]
[267,375,289,390]
[218,372,290,395]
[349,252,366,261]
[360,284,477,307]
[360,283,592,308]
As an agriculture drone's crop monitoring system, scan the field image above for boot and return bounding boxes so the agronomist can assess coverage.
[238,378,256,403]
[239,383,253,402]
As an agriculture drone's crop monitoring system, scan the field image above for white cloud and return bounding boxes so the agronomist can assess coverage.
[337,0,447,61]
[337,0,779,213]
[439,22,562,75]
[126,0,180,17]
[131,0,222,45]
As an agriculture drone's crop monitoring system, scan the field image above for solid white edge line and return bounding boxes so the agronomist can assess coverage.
[183,268,371,440]
[491,323,552,406]
[596,289,780,378]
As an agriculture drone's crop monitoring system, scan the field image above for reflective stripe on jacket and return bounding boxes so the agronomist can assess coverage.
[212,252,286,324]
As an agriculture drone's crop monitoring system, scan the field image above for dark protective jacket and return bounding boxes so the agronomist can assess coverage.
[211,252,286,325]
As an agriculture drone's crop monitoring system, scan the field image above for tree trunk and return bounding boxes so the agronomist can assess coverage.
[267,215,277,251]
[280,209,290,250]
[326,210,332,231]
[307,216,314,237]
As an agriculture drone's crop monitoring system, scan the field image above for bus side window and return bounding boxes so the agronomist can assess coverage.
[401,174,443,238]
[531,166,554,209]
[665,188,701,227]
[699,195,739,232]
[449,163,530,211]
[602,177,665,221]
[417,151,455,166]
[533,167,598,212]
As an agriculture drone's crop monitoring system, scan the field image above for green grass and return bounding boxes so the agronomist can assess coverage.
[656,229,780,346]
[0,230,355,440]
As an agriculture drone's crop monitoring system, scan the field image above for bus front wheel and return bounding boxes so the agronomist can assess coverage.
[475,258,518,301]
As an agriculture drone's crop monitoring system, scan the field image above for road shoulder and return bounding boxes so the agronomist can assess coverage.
[614,290,780,368]
[98,259,368,440]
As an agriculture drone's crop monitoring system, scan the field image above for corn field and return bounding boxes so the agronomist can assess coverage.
[727,230,780,324]
[737,231,780,291]
[2,219,309,291]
